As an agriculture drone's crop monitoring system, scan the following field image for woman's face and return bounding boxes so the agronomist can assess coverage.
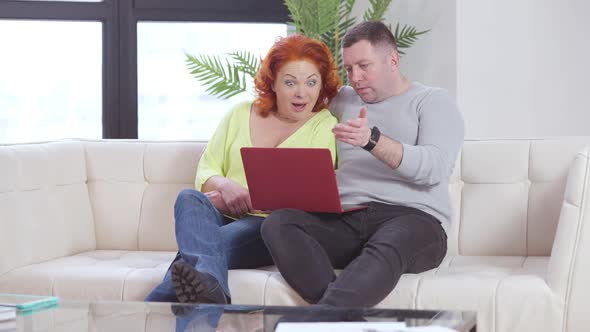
[272,60,322,122]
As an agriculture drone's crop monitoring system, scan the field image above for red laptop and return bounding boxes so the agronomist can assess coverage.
[240,147,367,213]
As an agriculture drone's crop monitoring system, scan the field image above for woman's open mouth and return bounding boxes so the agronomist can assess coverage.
[292,103,307,112]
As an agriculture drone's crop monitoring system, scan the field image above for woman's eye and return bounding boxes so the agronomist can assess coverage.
[285,80,295,87]
[307,80,317,87]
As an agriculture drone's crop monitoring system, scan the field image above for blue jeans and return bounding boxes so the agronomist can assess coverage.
[145,189,273,302]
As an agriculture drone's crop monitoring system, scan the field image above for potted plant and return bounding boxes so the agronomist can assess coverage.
[185,0,428,99]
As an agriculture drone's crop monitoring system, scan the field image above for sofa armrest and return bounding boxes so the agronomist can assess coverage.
[547,147,590,331]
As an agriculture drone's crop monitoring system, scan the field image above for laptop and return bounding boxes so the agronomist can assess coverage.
[240,147,367,213]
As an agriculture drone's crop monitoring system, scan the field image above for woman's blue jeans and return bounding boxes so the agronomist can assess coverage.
[145,189,273,302]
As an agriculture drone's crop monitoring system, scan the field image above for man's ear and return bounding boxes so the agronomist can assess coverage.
[390,50,400,68]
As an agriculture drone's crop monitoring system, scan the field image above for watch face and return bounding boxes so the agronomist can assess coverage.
[370,126,380,143]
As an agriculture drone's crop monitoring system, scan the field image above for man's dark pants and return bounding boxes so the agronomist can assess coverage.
[261,202,447,307]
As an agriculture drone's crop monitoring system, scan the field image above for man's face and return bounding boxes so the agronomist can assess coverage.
[343,40,395,104]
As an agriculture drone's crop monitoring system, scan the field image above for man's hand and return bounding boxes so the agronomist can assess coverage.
[332,106,371,147]
[217,178,253,217]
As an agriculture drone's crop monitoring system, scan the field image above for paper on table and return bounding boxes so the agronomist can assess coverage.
[276,322,459,332]
[276,321,406,332]
[406,326,458,332]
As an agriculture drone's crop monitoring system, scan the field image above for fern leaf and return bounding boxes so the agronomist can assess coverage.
[315,0,340,36]
[185,52,249,99]
[321,0,357,83]
[284,0,305,34]
[393,23,429,55]
[343,0,355,13]
[228,51,260,78]
[287,0,339,39]
[363,0,392,21]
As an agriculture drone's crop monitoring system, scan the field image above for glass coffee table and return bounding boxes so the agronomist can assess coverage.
[7,301,476,332]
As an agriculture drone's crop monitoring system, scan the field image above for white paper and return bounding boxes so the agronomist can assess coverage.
[406,327,458,332]
[275,322,459,332]
[276,321,406,332]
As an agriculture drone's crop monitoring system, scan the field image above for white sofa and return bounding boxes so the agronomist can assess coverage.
[2,138,590,332]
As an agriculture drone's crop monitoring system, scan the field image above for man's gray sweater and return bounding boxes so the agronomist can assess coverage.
[330,83,465,228]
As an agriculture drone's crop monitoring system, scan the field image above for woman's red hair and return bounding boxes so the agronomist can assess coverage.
[253,34,341,116]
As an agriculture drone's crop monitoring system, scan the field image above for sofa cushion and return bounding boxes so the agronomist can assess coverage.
[262,255,556,332]
[0,250,274,305]
[0,141,96,276]
[452,138,590,257]
[84,141,205,251]
[0,251,174,301]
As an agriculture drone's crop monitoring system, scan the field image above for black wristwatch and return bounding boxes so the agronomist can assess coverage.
[361,126,380,151]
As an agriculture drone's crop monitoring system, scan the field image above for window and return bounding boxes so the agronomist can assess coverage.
[0,20,102,143]
[137,22,287,140]
[0,0,288,142]
[18,0,102,2]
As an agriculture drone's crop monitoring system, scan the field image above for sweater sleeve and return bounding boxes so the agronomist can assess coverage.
[328,86,350,121]
[395,89,464,186]
[194,108,234,191]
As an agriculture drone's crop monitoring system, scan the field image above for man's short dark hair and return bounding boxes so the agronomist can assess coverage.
[342,21,397,51]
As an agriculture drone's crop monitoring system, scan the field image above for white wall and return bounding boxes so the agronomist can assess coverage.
[385,0,457,98]
[355,0,590,138]
[352,1,457,96]
[457,0,590,138]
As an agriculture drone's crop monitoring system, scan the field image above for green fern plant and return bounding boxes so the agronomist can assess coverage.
[186,0,429,99]
[185,51,260,99]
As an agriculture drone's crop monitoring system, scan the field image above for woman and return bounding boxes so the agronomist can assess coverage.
[145,34,341,304]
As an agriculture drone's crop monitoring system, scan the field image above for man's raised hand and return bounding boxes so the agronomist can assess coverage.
[332,106,371,147]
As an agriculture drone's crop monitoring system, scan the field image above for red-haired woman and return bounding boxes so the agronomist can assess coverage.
[145,34,341,305]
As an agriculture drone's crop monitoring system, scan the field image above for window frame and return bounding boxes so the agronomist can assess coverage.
[0,0,288,139]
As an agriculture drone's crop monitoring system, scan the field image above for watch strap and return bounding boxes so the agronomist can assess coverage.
[361,126,380,151]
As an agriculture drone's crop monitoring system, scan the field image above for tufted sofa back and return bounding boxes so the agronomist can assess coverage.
[1,141,96,275]
[1,138,590,276]
[448,138,590,256]
[83,141,204,251]
[0,140,205,276]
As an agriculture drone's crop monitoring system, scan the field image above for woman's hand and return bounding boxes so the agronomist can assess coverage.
[203,190,230,215]
[217,178,253,217]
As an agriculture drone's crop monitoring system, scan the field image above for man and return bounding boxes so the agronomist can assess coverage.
[261,21,465,307]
